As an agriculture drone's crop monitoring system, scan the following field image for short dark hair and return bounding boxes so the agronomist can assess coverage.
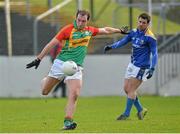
[138,13,151,23]
[76,10,90,21]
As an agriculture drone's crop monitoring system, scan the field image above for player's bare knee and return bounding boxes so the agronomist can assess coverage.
[42,88,50,95]
[72,92,79,101]
[124,87,130,94]
[42,90,47,95]
[127,91,136,99]
[124,90,128,94]
[75,94,79,101]
[124,85,129,93]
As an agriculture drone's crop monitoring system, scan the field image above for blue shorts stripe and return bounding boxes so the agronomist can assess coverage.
[136,68,145,80]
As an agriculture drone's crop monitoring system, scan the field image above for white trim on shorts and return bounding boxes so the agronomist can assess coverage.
[125,63,149,81]
[48,59,83,81]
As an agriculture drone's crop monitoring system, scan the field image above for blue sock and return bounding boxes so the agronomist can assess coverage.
[134,96,143,112]
[123,98,134,117]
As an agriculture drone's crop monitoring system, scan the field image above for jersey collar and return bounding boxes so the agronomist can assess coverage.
[137,28,148,35]
[73,20,78,29]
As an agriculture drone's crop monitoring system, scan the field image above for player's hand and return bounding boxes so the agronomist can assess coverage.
[26,58,41,69]
[104,45,112,53]
[120,26,130,34]
[146,68,154,79]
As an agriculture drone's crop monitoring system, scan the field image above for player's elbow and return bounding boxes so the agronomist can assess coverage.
[103,27,113,34]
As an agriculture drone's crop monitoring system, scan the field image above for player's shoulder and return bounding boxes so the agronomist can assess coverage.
[56,24,73,39]
[129,28,137,35]
[86,26,99,35]
[132,28,137,32]
[86,26,98,30]
[145,29,156,40]
[60,24,74,32]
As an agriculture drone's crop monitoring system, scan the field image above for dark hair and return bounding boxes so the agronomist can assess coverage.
[138,13,151,23]
[76,10,90,21]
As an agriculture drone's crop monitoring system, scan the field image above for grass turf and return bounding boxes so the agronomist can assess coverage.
[0,96,180,133]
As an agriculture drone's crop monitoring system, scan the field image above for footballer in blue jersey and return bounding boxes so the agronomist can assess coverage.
[104,13,158,120]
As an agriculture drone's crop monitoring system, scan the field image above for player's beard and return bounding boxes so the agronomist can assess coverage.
[77,25,85,30]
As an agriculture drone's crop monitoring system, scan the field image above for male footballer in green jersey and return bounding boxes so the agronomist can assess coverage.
[26,10,128,130]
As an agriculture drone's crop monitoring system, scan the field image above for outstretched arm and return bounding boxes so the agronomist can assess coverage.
[98,27,121,35]
[26,38,61,69]
[98,26,129,35]
[37,38,61,60]
[110,35,131,49]
[26,25,68,69]
[104,34,131,53]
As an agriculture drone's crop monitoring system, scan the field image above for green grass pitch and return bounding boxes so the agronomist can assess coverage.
[0,96,180,133]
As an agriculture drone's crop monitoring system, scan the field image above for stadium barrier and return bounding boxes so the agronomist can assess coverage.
[1,55,180,98]
[156,33,180,94]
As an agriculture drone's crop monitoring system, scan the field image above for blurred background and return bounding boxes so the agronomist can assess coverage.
[0,0,180,98]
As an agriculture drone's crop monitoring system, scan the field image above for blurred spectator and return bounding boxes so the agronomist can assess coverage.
[50,44,66,98]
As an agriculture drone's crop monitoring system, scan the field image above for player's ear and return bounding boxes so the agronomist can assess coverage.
[87,14,90,21]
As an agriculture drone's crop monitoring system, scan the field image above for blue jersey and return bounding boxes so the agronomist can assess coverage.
[110,28,158,69]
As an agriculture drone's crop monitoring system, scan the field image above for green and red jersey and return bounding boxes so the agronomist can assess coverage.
[55,21,99,66]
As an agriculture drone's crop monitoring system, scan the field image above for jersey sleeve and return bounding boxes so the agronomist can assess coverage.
[148,37,158,69]
[111,31,132,49]
[55,24,72,41]
[88,26,99,36]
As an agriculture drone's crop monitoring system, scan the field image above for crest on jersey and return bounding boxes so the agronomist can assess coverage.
[85,31,90,36]
[140,40,144,44]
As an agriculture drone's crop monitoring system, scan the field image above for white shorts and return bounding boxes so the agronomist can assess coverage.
[125,63,149,81]
[48,59,83,81]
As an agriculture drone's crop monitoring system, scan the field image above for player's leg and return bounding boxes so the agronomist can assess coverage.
[41,76,60,95]
[117,78,142,120]
[62,66,83,130]
[42,59,64,95]
[134,95,143,114]
[52,81,62,98]
[125,77,142,99]
[126,78,147,120]
[134,91,148,120]
[62,79,82,130]
[53,82,61,93]
[65,79,81,117]
[132,68,148,120]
